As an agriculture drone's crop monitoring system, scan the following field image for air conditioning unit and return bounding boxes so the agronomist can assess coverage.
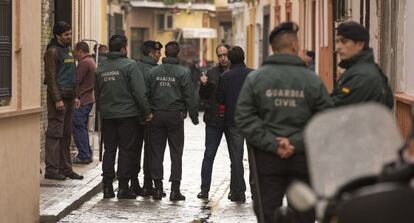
[158,14,174,30]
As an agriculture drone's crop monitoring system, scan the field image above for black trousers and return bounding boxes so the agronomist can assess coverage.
[142,124,153,187]
[131,122,145,181]
[150,111,184,183]
[252,149,315,223]
[101,117,138,184]
[200,125,246,193]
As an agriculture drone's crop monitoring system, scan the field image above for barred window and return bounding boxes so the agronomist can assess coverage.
[0,0,12,99]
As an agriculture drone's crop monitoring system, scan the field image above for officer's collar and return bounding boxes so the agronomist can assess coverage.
[162,57,180,64]
[263,53,307,67]
[107,51,127,59]
[338,48,374,69]
[140,55,157,66]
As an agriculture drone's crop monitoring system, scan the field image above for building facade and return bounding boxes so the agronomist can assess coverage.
[123,0,231,66]
[0,0,42,221]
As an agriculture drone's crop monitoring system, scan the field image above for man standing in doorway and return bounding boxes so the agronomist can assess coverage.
[72,41,96,164]
[197,44,231,199]
[148,41,199,201]
[43,21,83,181]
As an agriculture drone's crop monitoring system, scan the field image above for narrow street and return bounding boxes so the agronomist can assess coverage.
[60,116,257,223]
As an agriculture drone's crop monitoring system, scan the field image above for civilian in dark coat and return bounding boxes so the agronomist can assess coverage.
[217,46,253,202]
[197,44,230,199]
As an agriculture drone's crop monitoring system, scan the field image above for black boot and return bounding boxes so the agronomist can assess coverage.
[117,180,137,199]
[197,190,209,199]
[152,179,163,200]
[103,183,115,199]
[130,178,142,196]
[142,178,154,197]
[170,181,185,201]
[229,192,246,202]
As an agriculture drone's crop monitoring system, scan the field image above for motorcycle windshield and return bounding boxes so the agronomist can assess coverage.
[304,103,403,198]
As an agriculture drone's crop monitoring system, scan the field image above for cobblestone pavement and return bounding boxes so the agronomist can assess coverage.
[60,116,257,223]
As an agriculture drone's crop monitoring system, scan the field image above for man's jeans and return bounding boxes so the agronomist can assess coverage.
[72,103,93,160]
[200,125,246,193]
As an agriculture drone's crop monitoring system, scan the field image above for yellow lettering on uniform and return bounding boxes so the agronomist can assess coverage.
[64,58,75,63]
[342,87,350,94]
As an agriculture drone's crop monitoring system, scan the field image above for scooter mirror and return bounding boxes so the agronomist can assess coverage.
[286,181,317,212]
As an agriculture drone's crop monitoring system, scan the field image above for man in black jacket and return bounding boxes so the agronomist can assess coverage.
[197,44,230,199]
[217,46,253,202]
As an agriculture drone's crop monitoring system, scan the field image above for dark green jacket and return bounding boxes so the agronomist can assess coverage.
[332,49,393,108]
[95,52,150,120]
[137,55,158,93]
[148,57,199,124]
[235,54,333,154]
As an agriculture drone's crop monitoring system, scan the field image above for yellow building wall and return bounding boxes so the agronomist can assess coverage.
[100,0,108,45]
[216,0,228,8]
[174,11,204,28]
[0,0,41,222]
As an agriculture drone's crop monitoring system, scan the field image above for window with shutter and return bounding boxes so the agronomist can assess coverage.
[0,0,12,99]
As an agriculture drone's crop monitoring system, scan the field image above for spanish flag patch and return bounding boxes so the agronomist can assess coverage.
[341,87,350,94]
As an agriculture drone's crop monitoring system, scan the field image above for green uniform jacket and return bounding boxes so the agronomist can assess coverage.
[95,52,150,120]
[235,54,333,154]
[331,49,393,108]
[137,55,158,93]
[148,57,199,124]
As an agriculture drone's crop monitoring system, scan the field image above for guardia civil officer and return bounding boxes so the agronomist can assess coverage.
[148,41,199,201]
[235,22,333,223]
[130,40,163,197]
[95,34,151,199]
[332,21,393,109]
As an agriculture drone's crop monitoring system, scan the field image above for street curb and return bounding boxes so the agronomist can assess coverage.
[40,165,103,223]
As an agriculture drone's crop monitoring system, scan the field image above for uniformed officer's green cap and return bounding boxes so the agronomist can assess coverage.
[269,22,299,43]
